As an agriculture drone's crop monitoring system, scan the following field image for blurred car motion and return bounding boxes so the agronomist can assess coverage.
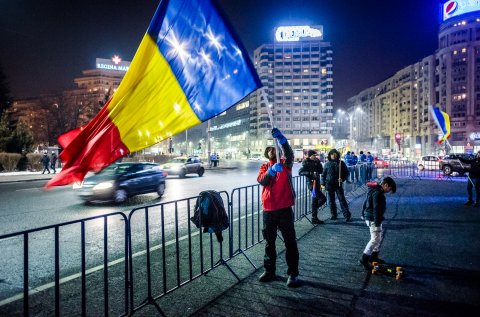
[160,156,205,178]
[74,162,167,203]
[373,157,389,168]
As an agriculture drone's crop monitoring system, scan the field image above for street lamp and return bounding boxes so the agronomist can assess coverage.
[337,107,364,150]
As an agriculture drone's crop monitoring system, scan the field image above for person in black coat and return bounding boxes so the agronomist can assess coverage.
[359,177,396,269]
[299,150,327,224]
[321,149,351,221]
[459,151,480,207]
[41,151,50,174]
[50,151,58,174]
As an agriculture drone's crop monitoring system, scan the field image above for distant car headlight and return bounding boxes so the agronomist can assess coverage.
[72,181,83,189]
[93,181,114,190]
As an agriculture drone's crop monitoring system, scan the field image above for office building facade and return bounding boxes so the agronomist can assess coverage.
[346,1,480,157]
[250,25,334,151]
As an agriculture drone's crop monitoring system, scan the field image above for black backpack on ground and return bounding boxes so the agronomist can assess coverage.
[190,190,229,242]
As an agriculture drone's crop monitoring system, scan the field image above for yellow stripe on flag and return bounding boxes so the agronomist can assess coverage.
[107,34,201,152]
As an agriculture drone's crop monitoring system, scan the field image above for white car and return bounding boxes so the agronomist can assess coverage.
[417,155,442,171]
[249,154,263,161]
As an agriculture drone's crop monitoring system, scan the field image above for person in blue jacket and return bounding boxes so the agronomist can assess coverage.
[351,152,359,182]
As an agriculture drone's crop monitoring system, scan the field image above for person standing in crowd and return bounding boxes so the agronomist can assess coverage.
[321,149,351,221]
[50,151,58,174]
[459,151,480,207]
[359,177,397,269]
[257,128,300,288]
[366,151,374,181]
[41,151,50,174]
[299,149,327,224]
[344,151,353,183]
[351,152,359,182]
[358,151,367,184]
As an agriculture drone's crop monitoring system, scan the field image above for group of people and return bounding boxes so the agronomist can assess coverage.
[256,128,396,288]
[209,152,220,167]
[41,150,58,174]
[343,150,375,183]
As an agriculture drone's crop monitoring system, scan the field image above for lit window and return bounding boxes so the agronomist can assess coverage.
[462,48,467,53]
[303,69,309,73]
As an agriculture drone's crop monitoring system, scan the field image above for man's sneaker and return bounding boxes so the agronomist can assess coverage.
[465,200,474,206]
[330,215,338,220]
[258,271,276,283]
[286,275,300,288]
[312,217,324,224]
[345,216,352,222]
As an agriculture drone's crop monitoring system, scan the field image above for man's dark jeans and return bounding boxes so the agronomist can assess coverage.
[262,207,299,276]
[312,190,327,218]
[326,186,350,218]
[467,176,480,203]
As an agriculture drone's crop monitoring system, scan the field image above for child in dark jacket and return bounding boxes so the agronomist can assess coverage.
[359,177,397,269]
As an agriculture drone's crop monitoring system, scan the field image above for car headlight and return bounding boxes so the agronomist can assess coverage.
[72,181,83,189]
[93,181,114,190]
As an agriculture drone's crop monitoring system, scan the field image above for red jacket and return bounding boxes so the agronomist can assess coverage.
[257,144,295,211]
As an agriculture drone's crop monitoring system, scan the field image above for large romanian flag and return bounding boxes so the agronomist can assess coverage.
[430,106,451,144]
[47,0,261,187]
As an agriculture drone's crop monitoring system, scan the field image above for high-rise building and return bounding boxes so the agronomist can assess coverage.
[345,1,480,157]
[250,25,334,150]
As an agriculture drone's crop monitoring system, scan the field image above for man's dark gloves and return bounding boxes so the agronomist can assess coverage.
[272,128,287,145]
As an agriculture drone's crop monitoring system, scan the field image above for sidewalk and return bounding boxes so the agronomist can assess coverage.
[142,177,480,316]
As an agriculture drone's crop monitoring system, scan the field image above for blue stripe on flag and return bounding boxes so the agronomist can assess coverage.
[147,0,261,121]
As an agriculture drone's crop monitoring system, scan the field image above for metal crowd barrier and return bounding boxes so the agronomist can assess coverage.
[0,166,468,316]
[0,212,129,317]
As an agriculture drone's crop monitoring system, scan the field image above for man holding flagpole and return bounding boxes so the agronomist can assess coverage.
[459,151,480,207]
[257,128,300,288]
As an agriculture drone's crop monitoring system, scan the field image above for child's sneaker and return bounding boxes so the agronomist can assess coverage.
[359,253,371,270]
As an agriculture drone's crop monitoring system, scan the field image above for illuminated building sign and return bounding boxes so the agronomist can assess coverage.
[442,0,480,21]
[275,25,323,42]
[210,119,242,131]
[96,55,131,72]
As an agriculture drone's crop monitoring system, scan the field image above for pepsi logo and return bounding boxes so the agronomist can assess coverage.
[445,1,458,15]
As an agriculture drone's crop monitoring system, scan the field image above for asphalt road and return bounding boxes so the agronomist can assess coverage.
[0,160,293,236]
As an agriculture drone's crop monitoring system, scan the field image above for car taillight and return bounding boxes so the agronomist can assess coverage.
[162,172,168,177]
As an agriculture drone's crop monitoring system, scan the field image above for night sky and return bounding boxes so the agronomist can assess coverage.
[0,0,440,106]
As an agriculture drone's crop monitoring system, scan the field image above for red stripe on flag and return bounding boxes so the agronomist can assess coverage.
[46,101,129,188]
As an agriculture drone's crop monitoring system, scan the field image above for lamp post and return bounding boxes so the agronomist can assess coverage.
[337,107,364,151]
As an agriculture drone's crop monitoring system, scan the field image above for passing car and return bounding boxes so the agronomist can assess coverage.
[249,153,263,161]
[373,157,389,168]
[439,153,473,175]
[417,155,442,171]
[160,156,205,178]
[74,162,167,203]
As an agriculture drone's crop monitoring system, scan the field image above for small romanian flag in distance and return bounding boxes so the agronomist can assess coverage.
[429,106,451,144]
[47,0,262,188]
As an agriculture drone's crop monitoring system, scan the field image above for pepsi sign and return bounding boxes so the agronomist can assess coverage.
[443,0,480,21]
